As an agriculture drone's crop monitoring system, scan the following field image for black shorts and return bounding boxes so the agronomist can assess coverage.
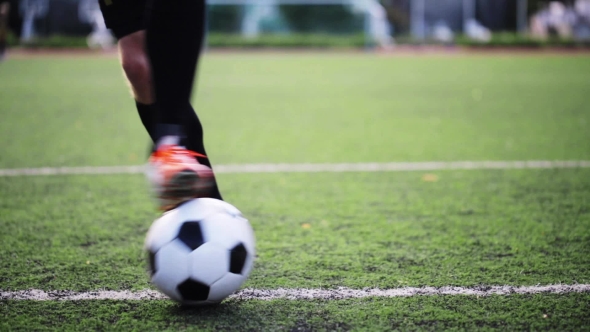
[98,0,149,39]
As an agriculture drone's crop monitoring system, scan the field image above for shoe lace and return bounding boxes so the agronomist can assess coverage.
[153,145,207,163]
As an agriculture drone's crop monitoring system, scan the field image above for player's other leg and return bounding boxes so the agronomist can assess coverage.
[117,30,156,142]
[98,0,157,140]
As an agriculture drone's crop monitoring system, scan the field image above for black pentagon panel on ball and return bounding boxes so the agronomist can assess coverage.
[177,279,210,302]
[229,243,248,274]
[177,221,205,251]
[147,250,157,276]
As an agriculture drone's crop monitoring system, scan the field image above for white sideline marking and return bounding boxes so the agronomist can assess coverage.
[2,284,589,301]
[1,161,590,177]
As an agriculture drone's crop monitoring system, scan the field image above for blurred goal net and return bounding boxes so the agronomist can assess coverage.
[207,0,395,48]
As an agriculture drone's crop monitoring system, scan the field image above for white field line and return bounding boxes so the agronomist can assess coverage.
[1,161,590,177]
[1,284,589,301]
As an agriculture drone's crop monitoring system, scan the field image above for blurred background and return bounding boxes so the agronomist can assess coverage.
[1,0,590,51]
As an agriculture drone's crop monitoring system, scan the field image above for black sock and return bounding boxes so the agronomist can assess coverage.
[135,101,156,142]
[184,104,223,201]
[145,0,206,138]
[137,103,185,157]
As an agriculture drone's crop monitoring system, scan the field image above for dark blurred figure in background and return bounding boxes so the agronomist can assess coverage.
[0,2,10,61]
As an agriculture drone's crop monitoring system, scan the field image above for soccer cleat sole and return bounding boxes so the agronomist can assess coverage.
[165,169,201,199]
[158,168,216,211]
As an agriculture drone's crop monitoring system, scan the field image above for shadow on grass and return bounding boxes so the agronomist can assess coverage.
[165,299,351,331]
[164,300,282,330]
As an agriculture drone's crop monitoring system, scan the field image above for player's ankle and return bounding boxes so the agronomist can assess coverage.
[155,123,185,148]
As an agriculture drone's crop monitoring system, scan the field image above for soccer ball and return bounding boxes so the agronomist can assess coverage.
[144,198,255,305]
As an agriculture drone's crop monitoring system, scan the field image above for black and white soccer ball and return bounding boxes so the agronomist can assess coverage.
[144,198,255,305]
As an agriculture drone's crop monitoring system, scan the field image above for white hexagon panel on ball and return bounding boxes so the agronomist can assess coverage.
[150,239,192,302]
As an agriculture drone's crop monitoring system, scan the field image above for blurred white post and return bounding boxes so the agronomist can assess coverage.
[78,0,115,49]
[462,0,476,32]
[410,0,426,40]
[242,0,274,37]
[19,0,48,42]
[242,4,260,37]
[517,0,528,34]
[354,0,394,49]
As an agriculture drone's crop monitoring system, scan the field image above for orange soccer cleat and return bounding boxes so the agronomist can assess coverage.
[146,144,215,211]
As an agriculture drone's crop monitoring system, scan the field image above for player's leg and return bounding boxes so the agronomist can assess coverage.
[118,31,223,205]
[145,0,207,143]
[99,0,222,209]
[144,0,221,209]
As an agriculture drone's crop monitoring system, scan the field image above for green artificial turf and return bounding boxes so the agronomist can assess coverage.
[1,169,588,291]
[0,54,589,169]
[2,294,590,331]
[1,52,590,330]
